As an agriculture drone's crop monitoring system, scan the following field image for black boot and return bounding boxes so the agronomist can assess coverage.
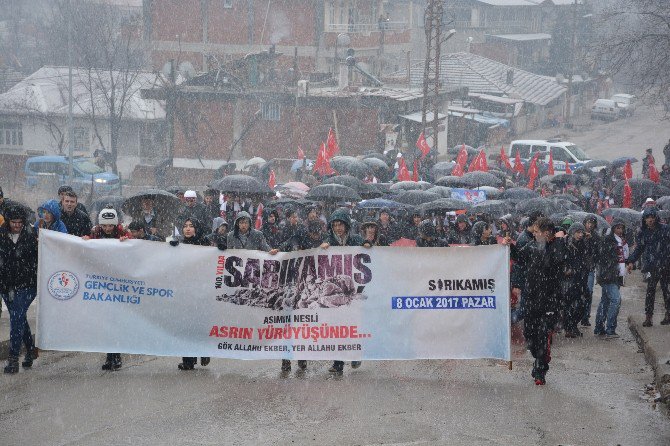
[102,353,122,371]
[200,357,210,366]
[328,361,344,374]
[22,347,37,368]
[4,356,19,374]
[297,360,307,370]
[660,313,670,325]
[642,314,653,327]
[178,357,195,370]
[281,359,291,371]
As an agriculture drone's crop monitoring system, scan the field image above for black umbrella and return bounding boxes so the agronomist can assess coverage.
[458,171,501,188]
[356,198,409,209]
[435,176,466,187]
[122,189,180,216]
[363,153,390,163]
[601,208,642,228]
[91,195,126,220]
[306,184,361,202]
[611,156,638,168]
[330,156,358,174]
[362,157,389,171]
[612,178,670,207]
[656,196,670,210]
[209,174,273,195]
[419,198,471,213]
[500,187,539,200]
[390,181,424,192]
[323,175,381,199]
[515,198,578,217]
[431,161,456,178]
[550,174,581,186]
[425,186,453,198]
[467,200,514,218]
[573,166,596,178]
[393,190,440,205]
[551,193,581,203]
[583,160,611,169]
[447,145,478,156]
[340,160,371,179]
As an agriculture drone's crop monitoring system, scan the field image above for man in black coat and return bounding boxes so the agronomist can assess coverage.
[563,223,588,338]
[59,191,92,237]
[517,217,566,385]
[580,215,600,326]
[595,219,629,337]
[0,206,39,374]
[510,211,544,323]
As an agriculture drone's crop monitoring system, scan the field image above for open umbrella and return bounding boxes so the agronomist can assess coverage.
[393,190,440,206]
[612,178,670,207]
[330,156,358,173]
[656,196,670,210]
[419,198,471,214]
[500,187,539,200]
[425,186,452,198]
[390,181,424,192]
[601,208,642,228]
[362,157,389,170]
[122,189,180,216]
[306,184,361,202]
[341,159,371,179]
[611,156,638,168]
[583,160,611,169]
[551,193,581,203]
[356,198,409,209]
[435,176,466,187]
[431,161,456,178]
[459,171,501,188]
[243,157,267,170]
[324,175,381,199]
[515,198,578,217]
[573,166,596,178]
[275,181,310,199]
[467,200,514,218]
[209,174,273,195]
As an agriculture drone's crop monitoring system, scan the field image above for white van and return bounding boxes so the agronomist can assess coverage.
[508,139,592,172]
[610,93,636,117]
[591,99,620,121]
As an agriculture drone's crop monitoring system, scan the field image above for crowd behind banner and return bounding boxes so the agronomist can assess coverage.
[1,144,670,383]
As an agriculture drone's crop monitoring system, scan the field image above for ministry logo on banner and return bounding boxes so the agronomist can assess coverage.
[47,271,79,300]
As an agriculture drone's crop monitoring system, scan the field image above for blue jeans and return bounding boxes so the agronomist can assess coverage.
[1,288,36,357]
[582,271,595,322]
[594,283,621,335]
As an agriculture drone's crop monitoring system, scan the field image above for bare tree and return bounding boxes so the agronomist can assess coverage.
[593,0,670,109]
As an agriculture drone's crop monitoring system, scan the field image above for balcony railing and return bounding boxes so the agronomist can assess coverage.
[325,21,409,34]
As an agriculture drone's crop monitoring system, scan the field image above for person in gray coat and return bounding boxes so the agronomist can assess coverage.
[227,211,278,254]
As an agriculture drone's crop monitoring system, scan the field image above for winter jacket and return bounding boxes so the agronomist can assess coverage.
[0,224,38,293]
[88,224,132,240]
[60,206,92,237]
[446,215,471,245]
[564,234,588,281]
[582,224,601,272]
[415,220,449,247]
[510,229,535,289]
[261,211,282,248]
[34,199,67,234]
[518,236,566,315]
[627,208,670,272]
[227,211,271,251]
[280,231,327,252]
[180,218,210,247]
[176,203,211,233]
[327,208,364,247]
[597,226,626,285]
[376,219,401,243]
[470,221,496,246]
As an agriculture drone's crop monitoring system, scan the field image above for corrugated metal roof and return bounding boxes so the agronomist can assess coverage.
[0,66,166,120]
[409,52,566,106]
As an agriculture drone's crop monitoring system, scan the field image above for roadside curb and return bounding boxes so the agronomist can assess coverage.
[628,315,670,403]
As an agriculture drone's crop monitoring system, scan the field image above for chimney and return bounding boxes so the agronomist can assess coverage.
[506,70,514,85]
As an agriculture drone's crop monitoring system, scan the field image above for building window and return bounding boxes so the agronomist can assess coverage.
[73,127,90,150]
[223,0,233,8]
[261,102,281,121]
[0,122,23,148]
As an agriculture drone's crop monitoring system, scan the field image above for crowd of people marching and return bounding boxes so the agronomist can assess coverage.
[1,145,670,384]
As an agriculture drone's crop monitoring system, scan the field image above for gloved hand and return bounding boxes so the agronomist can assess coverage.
[169,238,180,247]
[217,243,226,251]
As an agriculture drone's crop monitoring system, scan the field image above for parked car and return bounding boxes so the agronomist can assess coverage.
[508,139,592,173]
[25,155,120,196]
[610,93,636,117]
[591,99,620,121]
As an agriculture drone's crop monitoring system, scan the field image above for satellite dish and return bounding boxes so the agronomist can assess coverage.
[178,61,196,80]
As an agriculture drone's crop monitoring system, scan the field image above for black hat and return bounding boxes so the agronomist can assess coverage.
[128,221,145,231]
[4,205,27,222]
[58,185,73,194]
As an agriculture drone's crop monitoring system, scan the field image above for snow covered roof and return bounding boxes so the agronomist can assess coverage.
[0,66,166,121]
[487,33,552,42]
[408,52,566,106]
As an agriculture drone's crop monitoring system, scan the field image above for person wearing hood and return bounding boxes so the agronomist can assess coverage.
[168,217,213,370]
[626,207,670,326]
[361,221,389,247]
[581,215,601,327]
[595,219,629,338]
[320,208,366,374]
[0,206,39,374]
[261,209,282,248]
[377,208,400,243]
[206,217,229,249]
[563,223,588,338]
[227,211,278,253]
[34,199,67,234]
[279,208,303,246]
[446,214,470,245]
[470,221,496,246]
[516,217,566,385]
[416,220,449,247]
[403,211,423,240]
[496,216,517,241]
[82,208,132,370]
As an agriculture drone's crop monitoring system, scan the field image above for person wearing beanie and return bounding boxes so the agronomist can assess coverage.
[0,205,39,374]
[176,190,210,234]
[168,217,212,371]
[34,199,67,234]
[595,219,629,338]
[447,214,471,245]
[82,207,132,370]
[563,222,588,338]
[626,207,670,326]
[581,215,601,327]
[416,220,449,247]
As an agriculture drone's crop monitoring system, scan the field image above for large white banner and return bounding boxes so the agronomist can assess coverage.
[37,230,511,361]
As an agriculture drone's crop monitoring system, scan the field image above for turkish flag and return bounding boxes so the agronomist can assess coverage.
[314,142,335,176]
[527,154,540,189]
[513,149,525,174]
[649,163,660,183]
[565,162,572,175]
[416,132,431,159]
[478,149,488,172]
[255,203,264,230]
[456,144,468,169]
[547,151,555,175]
[623,178,633,208]
[412,160,419,182]
[500,146,512,170]
[268,169,276,189]
[397,158,411,181]
[297,146,305,160]
[623,159,633,180]
[452,162,464,177]
[326,128,339,158]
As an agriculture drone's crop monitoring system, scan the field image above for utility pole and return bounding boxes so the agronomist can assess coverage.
[564,0,578,128]
[67,0,74,181]
[166,59,176,167]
